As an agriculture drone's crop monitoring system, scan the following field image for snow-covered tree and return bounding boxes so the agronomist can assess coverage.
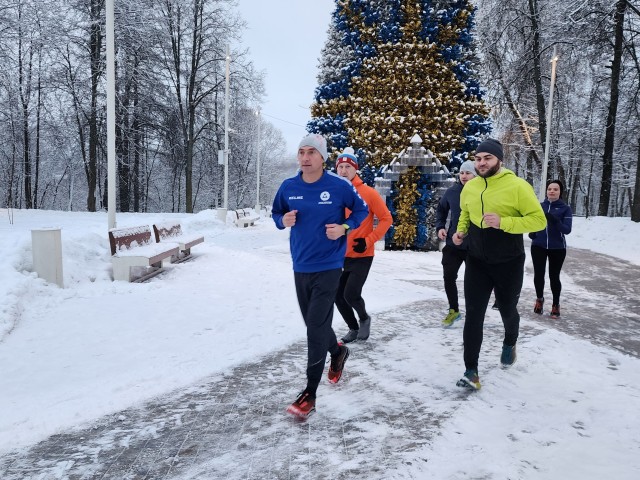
[309,0,490,248]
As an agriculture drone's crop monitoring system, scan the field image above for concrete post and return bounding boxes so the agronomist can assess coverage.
[31,228,64,288]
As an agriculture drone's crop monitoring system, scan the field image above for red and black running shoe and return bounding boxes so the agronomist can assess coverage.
[327,345,350,384]
[533,297,544,315]
[286,391,316,418]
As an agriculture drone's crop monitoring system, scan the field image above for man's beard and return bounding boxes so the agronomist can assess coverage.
[478,163,501,178]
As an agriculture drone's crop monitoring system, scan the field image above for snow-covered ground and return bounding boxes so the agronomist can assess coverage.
[1,209,639,478]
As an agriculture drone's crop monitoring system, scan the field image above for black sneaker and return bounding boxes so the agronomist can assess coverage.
[328,345,350,383]
[341,329,359,343]
[500,344,517,367]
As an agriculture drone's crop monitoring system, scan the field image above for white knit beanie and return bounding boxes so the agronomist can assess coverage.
[459,160,477,175]
[298,134,328,161]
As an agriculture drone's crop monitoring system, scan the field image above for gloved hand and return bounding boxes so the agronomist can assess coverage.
[352,238,367,253]
[544,212,558,224]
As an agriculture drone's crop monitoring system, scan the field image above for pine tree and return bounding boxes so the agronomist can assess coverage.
[309,0,490,249]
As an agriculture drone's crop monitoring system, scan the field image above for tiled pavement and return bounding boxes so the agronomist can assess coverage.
[1,247,638,479]
[1,298,526,480]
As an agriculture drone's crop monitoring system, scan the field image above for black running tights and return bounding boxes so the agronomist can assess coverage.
[530,245,566,305]
[294,269,342,394]
[335,256,374,330]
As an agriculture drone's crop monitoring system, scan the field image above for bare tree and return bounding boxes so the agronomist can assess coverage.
[599,0,628,215]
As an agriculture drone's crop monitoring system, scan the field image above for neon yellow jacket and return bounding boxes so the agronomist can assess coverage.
[457,168,546,263]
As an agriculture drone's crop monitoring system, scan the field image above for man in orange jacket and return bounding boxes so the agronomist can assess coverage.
[335,147,393,342]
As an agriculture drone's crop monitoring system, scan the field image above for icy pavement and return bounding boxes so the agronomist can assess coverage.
[524,246,640,356]
[0,299,544,480]
[1,247,638,479]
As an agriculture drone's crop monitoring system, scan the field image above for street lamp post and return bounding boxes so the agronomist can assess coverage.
[223,45,230,211]
[217,46,231,223]
[255,108,261,212]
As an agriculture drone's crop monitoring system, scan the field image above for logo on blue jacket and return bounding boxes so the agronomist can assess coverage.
[318,191,332,204]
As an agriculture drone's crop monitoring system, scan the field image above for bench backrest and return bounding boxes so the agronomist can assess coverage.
[153,223,182,242]
[234,208,255,219]
[108,225,154,255]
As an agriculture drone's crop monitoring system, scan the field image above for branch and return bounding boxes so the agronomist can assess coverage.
[624,0,640,18]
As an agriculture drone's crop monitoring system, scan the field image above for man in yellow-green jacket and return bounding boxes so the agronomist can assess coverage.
[452,138,546,390]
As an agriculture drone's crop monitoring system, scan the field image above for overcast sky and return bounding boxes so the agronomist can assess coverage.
[236,0,335,156]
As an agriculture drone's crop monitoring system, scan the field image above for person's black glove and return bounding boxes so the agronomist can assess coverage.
[528,232,537,240]
[544,212,558,224]
[352,238,367,253]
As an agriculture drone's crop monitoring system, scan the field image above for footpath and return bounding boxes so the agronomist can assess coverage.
[0,248,638,479]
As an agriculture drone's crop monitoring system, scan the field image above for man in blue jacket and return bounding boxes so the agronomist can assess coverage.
[436,160,476,327]
[272,134,368,419]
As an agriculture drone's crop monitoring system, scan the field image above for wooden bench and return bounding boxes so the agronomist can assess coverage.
[234,208,259,228]
[153,222,204,262]
[108,225,179,282]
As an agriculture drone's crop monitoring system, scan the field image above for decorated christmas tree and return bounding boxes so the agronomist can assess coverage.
[309,0,490,249]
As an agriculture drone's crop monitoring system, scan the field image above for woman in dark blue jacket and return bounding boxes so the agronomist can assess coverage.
[529,180,573,318]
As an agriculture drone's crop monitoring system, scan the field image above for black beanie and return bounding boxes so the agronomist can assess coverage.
[475,138,503,161]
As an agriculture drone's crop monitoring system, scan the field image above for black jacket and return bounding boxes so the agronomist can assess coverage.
[435,182,467,250]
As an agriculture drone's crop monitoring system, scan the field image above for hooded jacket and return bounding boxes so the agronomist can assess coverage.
[345,175,393,258]
[456,168,546,264]
[530,198,572,249]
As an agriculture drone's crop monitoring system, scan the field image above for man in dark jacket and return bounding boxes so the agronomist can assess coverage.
[452,138,546,390]
[435,160,476,327]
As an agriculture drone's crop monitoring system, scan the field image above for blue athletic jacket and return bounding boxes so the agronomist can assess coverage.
[530,198,573,249]
[272,171,368,273]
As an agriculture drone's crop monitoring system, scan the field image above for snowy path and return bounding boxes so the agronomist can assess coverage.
[524,246,640,356]
[0,299,544,479]
[1,241,639,479]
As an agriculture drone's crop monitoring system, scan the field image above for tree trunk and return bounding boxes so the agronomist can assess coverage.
[21,94,32,209]
[498,74,539,184]
[34,66,42,209]
[133,96,141,213]
[117,79,131,213]
[570,161,581,212]
[86,0,104,212]
[598,0,626,216]
[527,0,547,161]
[632,137,640,222]
[18,9,33,209]
[185,110,195,213]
